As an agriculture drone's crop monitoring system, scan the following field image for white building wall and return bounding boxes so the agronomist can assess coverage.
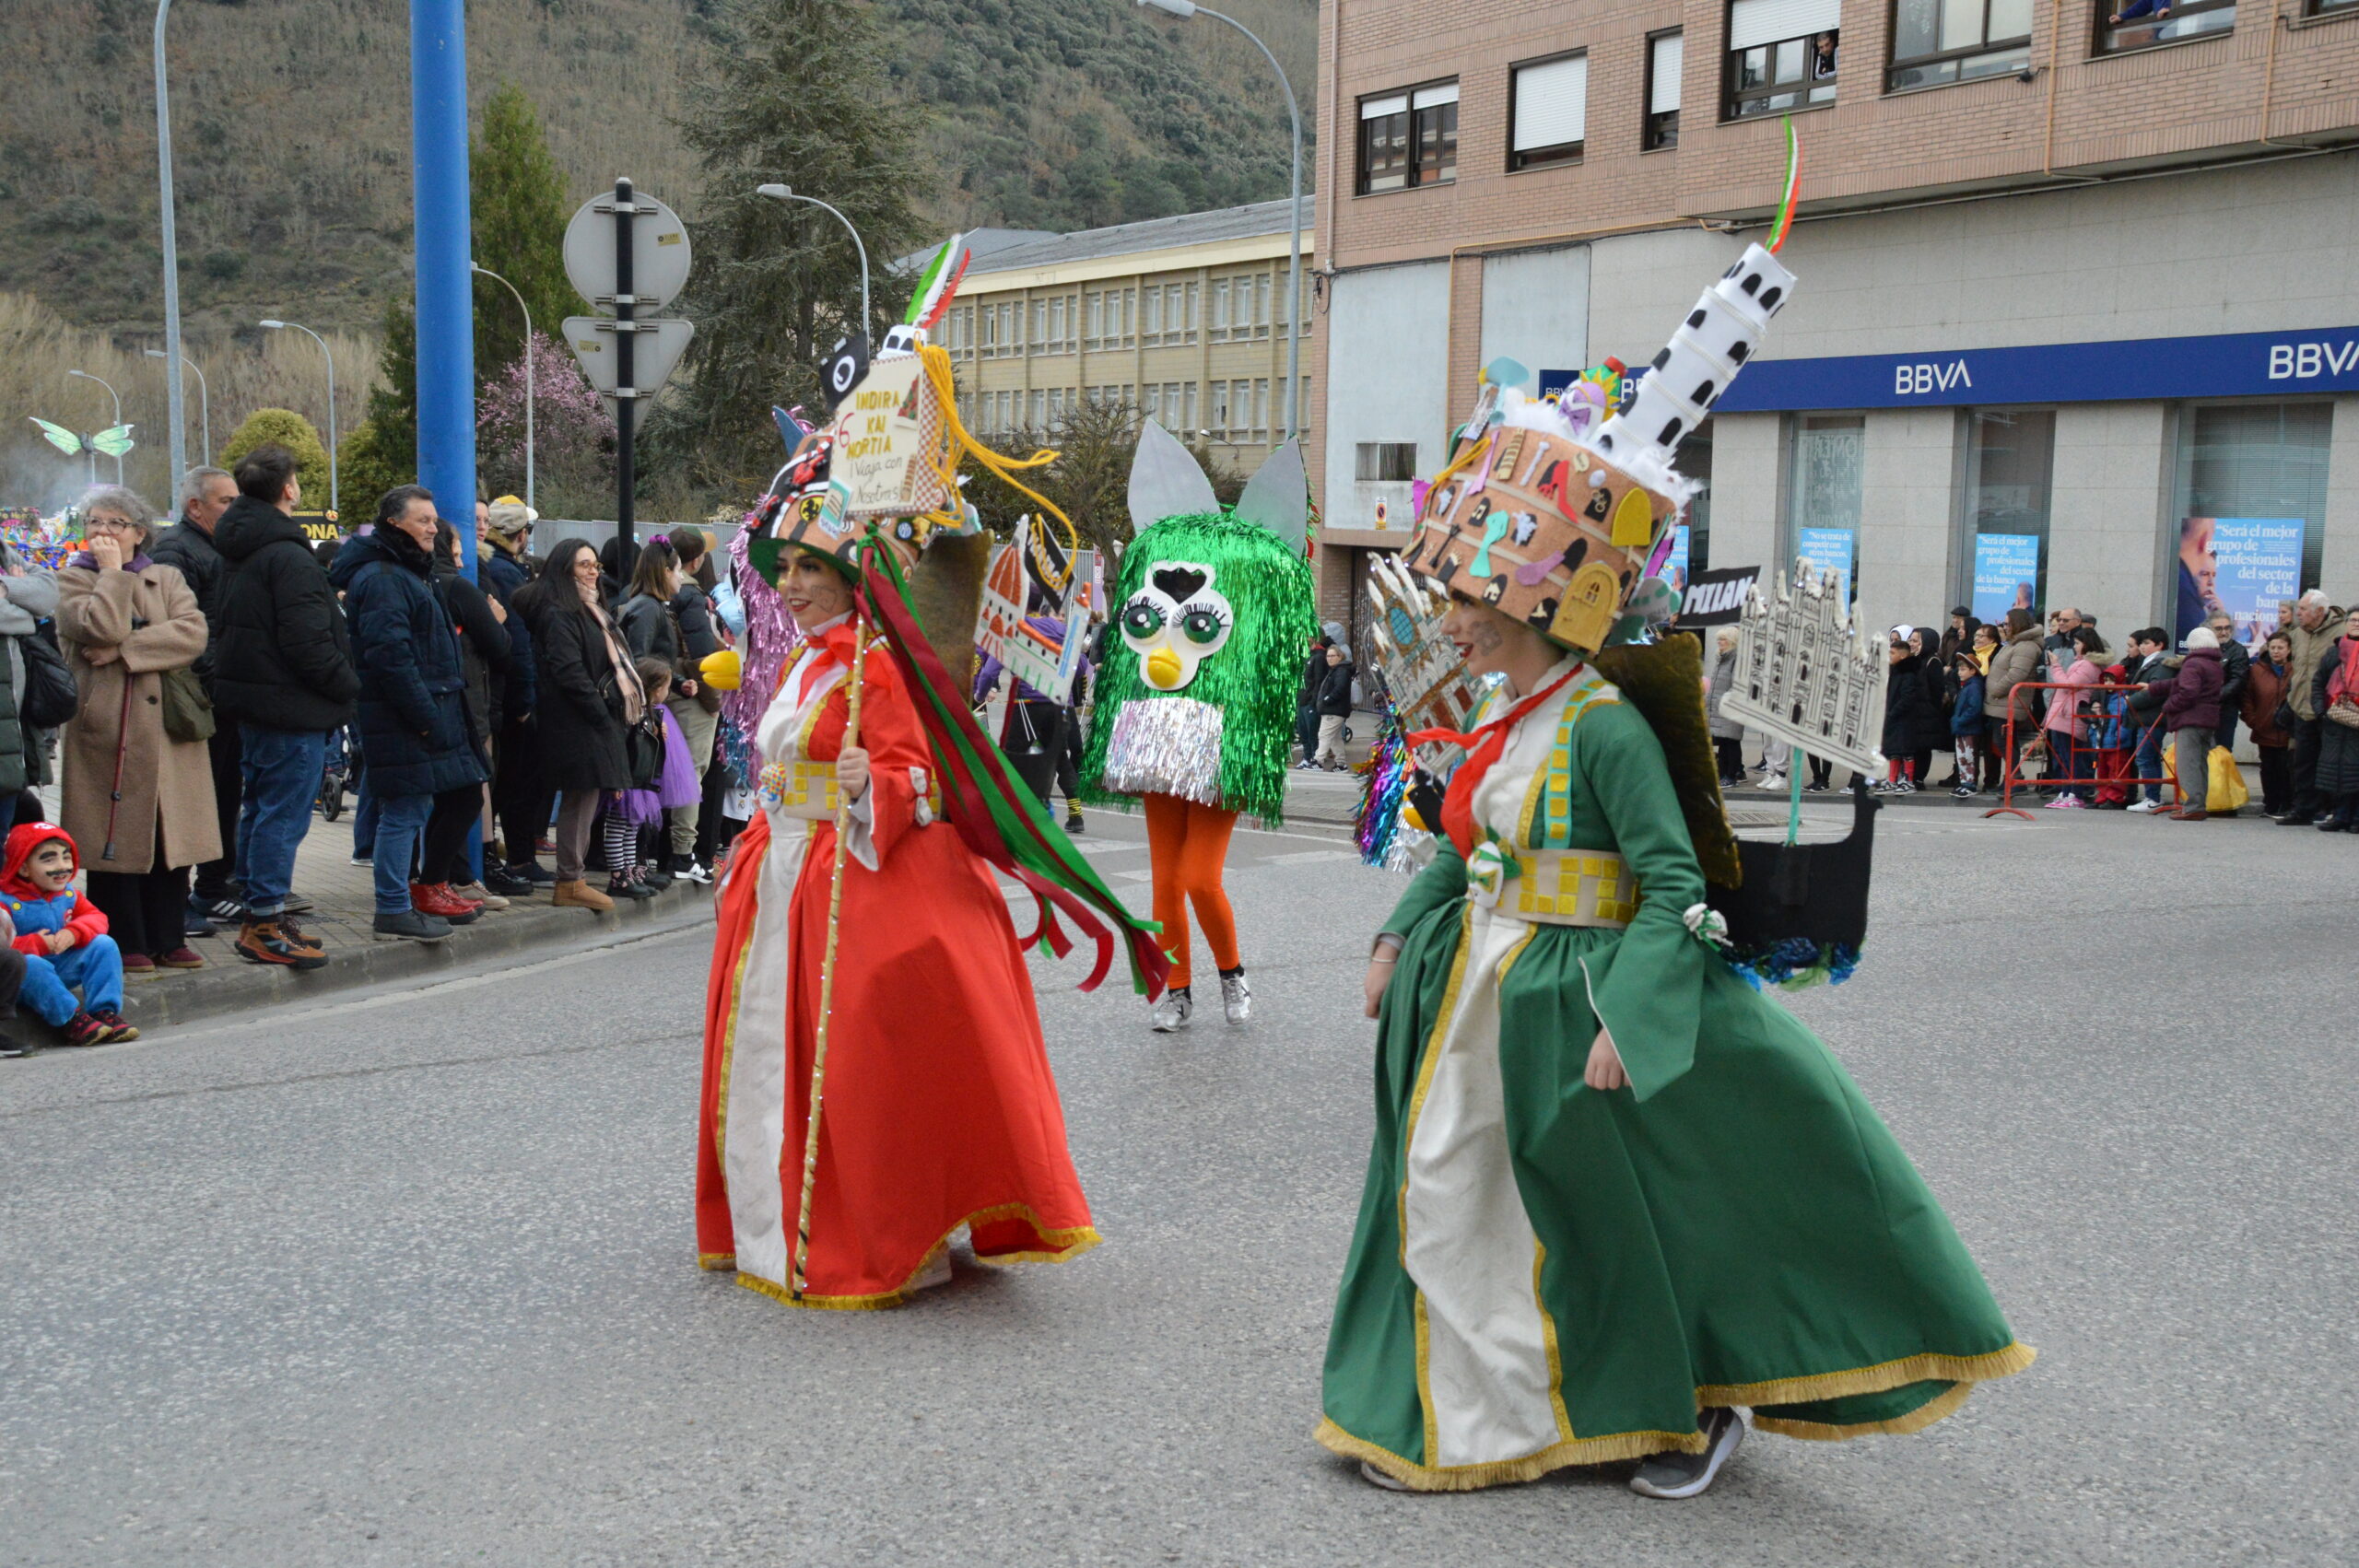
[2327,395,2359,591]
[1322,262,1454,534]
[2048,403,2175,643]
[1856,408,1960,639]
[1480,245,1588,382]
[1709,412,1782,580]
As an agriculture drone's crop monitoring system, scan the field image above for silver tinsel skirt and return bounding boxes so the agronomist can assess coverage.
[1100,696,1226,805]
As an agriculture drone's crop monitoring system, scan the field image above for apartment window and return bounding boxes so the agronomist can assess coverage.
[1182,281,1201,343]
[1956,410,2055,623]
[1027,299,1044,354]
[1142,287,1163,344]
[1208,381,1232,439]
[1357,80,1457,193]
[1085,292,1104,350]
[1724,0,1838,122]
[1182,381,1198,433]
[1889,0,2032,90]
[1645,31,1683,150]
[1044,297,1062,352]
[2311,0,2359,13]
[1356,443,1418,482]
[1508,51,1588,170]
[1121,288,1137,345]
[1252,379,1271,439]
[2097,0,2235,53]
[1027,390,1044,427]
[1249,275,1268,337]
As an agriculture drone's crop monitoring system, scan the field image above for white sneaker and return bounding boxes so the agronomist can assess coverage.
[1151,986,1193,1032]
[1219,968,1252,1024]
[1756,775,1786,792]
[682,860,715,885]
[2127,798,2165,813]
[1358,1460,1413,1492]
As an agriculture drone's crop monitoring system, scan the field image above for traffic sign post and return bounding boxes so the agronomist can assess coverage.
[563,178,693,562]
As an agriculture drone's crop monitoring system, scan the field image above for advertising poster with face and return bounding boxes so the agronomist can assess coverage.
[1971,532,2041,625]
[2178,516,2303,647]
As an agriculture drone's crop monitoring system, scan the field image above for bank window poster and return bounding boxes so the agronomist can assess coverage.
[1795,526,1854,605]
[2178,516,2304,647]
[1971,533,2041,625]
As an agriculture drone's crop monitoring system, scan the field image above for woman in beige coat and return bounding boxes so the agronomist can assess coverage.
[56,486,219,976]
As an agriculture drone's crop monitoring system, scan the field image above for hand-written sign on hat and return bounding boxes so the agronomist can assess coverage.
[820,354,950,520]
[1400,427,1672,653]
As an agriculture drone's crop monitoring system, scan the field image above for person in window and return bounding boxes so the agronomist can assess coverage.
[1812,31,1838,78]
[2107,0,2172,23]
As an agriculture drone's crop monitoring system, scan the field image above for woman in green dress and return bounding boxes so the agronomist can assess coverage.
[1319,564,2033,1501]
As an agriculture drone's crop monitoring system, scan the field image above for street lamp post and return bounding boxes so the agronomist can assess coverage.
[154,0,188,489]
[472,262,535,514]
[146,347,209,467]
[756,184,872,342]
[260,319,337,518]
[1135,0,1304,442]
[68,369,124,485]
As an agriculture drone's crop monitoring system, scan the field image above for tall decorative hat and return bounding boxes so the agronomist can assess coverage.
[1400,239,1795,649]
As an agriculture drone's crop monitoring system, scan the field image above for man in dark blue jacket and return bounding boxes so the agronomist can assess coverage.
[331,486,486,942]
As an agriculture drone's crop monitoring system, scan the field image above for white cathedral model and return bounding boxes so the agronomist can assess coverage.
[1717,563,1887,777]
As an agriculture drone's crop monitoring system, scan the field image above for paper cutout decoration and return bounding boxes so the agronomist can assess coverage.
[975,516,1075,703]
[1229,437,1309,556]
[1715,562,1887,776]
[1127,419,1220,532]
[1364,552,1484,773]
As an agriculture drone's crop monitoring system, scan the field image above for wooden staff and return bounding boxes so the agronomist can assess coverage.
[789,603,867,1300]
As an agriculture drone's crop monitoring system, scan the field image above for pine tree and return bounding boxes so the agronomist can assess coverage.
[660,0,938,491]
[471,83,582,386]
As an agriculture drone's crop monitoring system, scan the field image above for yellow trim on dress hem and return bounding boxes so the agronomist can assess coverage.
[1752,1378,1977,1442]
[1315,1417,1705,1493]
[712,1202,1100,1311]
[698,1252,736,1270]
[1695,1341,2036,1410]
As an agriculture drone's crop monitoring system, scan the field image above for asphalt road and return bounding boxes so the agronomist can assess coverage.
[3,802,2352,1566]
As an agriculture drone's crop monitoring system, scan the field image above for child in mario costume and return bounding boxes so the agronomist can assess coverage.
[1,823,137,1046]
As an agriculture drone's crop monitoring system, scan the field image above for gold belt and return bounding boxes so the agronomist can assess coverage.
[1476,845,1637,928]
[757,759,942,822]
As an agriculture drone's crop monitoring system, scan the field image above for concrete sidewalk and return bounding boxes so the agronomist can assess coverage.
[13,786,714,1042]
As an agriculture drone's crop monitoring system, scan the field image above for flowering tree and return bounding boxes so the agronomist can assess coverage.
[476,331,613,516]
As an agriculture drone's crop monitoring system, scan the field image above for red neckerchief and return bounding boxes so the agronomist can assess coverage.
[1409,666,1581,858]
[2331,637,2359,708]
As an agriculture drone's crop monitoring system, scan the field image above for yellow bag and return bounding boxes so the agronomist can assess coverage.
[2207,745,2249,813]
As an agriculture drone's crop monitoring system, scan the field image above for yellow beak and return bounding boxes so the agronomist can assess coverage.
[1144,646,1187,690]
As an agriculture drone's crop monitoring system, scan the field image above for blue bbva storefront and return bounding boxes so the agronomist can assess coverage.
[1712,324,2359,412]
[1651,322,2357,641]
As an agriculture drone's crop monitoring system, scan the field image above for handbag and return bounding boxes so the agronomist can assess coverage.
[17,631,79,730]
[160,664,216,743]
[2330,698,2359,731]
[625,713,664,788]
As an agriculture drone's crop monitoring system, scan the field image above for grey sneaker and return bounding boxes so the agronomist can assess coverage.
[1150,986,1192,1033]
[371,909,453,943]
[1358,1460,1412,1492]
[1219,967,1252,1024]
[1628,1406,1746,1500]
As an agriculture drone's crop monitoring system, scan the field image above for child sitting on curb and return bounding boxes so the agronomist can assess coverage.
[0,823,137,1046]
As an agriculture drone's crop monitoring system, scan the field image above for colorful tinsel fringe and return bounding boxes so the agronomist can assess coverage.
[1720,937,1861,991]
[1354,710,1419,873]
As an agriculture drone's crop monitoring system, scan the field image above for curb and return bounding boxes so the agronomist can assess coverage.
[116,881,716,1034]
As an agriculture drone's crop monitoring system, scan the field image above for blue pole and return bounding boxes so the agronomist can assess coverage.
[411,0,476,578]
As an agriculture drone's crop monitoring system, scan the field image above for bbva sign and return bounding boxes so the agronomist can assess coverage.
[1895,359,1974,395]
[2268,340,2359,380]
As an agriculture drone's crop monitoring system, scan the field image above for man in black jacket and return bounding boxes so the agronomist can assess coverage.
[150,464,241,930]
[2202,610,2249,752]
[480,499,544,894]
[213,445,359,968]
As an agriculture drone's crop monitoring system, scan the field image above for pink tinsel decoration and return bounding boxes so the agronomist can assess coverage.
[722,515,800,765]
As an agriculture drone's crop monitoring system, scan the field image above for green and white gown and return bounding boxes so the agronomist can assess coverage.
[1319,656,2031,1492]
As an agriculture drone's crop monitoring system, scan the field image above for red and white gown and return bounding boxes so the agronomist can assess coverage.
[695,619,1099,1309]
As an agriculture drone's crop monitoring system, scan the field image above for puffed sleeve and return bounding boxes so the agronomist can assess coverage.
[839,648,933,872]
[1575,700,1712,1102]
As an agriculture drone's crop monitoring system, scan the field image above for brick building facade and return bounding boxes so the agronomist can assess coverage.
[1309,0,2359,649]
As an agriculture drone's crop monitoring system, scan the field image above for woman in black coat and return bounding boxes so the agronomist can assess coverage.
[518,538,644,910]
[1880,630,1946,792]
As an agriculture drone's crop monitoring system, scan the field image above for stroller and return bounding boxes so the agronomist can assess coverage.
[316,725,358,822]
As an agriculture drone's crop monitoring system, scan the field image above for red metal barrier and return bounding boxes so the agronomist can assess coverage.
[1984,681,2177,821]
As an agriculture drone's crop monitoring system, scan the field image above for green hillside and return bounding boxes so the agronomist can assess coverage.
[1,0,1313,337]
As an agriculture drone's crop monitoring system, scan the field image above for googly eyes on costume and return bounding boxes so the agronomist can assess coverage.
[1120,561,1234,691]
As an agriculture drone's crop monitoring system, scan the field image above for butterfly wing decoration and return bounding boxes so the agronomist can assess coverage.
[88,424,135,459]
[29,417,82,456]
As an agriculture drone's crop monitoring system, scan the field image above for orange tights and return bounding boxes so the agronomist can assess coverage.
[1142,793,1239,989]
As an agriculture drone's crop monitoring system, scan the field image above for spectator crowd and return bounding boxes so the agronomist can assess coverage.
[1706,594,2359,825]
[0,451,749,1050]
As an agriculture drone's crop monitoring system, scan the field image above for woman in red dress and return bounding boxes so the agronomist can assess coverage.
[695,543,1110,1309]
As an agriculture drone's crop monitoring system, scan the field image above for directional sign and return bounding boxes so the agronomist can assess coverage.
[563,316,695,415]
[562,191,692,311]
